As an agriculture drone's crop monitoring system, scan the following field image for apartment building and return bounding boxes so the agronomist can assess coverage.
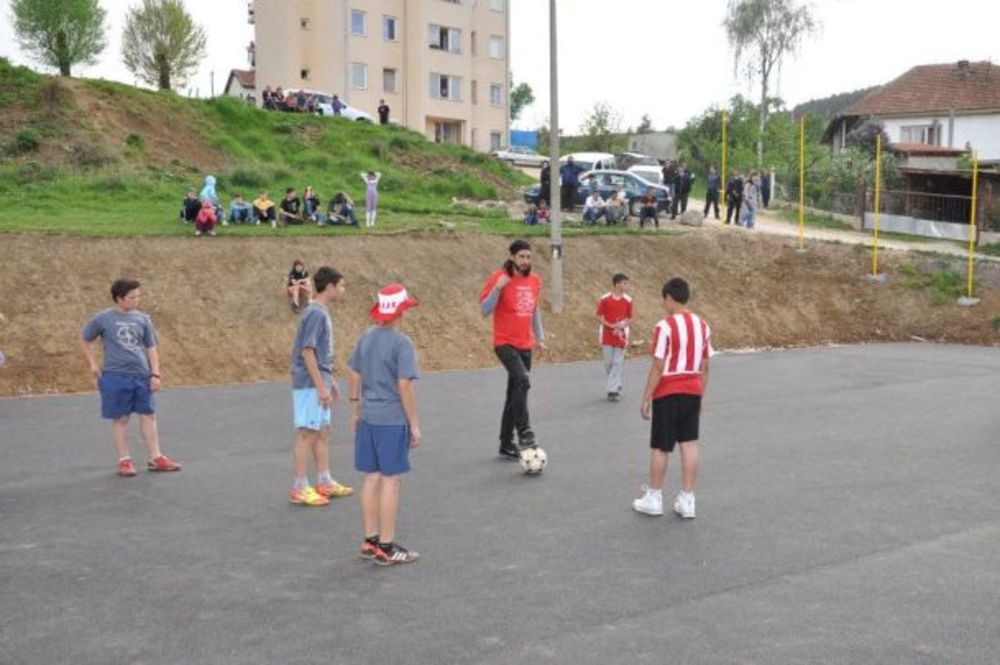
[250,0,510,152]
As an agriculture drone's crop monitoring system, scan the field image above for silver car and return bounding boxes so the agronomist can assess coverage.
[491,145,548,167]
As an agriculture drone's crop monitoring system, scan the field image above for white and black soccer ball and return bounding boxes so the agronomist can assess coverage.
[519,447,547,475]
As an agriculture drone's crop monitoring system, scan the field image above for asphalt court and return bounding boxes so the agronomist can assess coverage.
[2,343,999,664]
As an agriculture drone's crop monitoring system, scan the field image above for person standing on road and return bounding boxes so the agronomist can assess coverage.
[672,164,694,219]
[741,172,760,229]
[725,172,744,226]
[539,160,551,208]
[661,160,677,199]
[78,278,182,478]
[377,99,390,125]
[559,157,583,212]
[633,277,713,520]
[479,239,546,459]
[703,166,721,220]
[288,266,354,507]
[760,170,772,209]
[596,273,633,402]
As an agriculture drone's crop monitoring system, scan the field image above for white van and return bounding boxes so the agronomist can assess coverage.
[559,152,617,173]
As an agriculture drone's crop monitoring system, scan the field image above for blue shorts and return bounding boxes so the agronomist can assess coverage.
[292,388,332,430]
[99,372,155,419]
[354,421,410,476]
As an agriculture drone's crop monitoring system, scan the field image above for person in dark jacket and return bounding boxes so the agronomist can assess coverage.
[539,161,551,207]
[760,171,772,208]
[661,160,677,199]
[703,166,721,220]
[675,164,694,217]
[725,172,744,226]
[559,157,584,212]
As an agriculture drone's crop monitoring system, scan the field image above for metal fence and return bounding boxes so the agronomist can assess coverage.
[873,190,972,224]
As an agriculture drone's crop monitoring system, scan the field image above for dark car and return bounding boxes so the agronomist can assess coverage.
[523,170,671,216]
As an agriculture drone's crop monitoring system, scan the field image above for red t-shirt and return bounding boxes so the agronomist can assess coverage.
[596,292,633,348]
[650,312,713,399]
[480,269,542,350]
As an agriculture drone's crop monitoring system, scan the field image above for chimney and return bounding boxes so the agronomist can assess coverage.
[956,60,971,77]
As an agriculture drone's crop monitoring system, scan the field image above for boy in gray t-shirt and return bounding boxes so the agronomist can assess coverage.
[79,278,182,477]
[288,266,354,507]
[348,283,421,566]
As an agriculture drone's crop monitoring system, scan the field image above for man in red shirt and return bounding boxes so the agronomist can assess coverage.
[633,277,713,520]
[479,239,546,459]
[596,273,633,402]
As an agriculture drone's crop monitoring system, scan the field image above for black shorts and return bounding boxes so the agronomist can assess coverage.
[650,394,701,452]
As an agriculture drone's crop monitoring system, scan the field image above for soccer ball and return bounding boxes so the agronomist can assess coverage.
[519,447,547,475]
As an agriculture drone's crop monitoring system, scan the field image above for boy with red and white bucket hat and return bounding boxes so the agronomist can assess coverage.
[347,284,422,565]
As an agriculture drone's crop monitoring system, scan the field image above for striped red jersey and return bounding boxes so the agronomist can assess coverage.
[650,312,713,399]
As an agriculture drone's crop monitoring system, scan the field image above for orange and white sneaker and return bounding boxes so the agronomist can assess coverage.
[147,455,182,472]
[118,458,137,477]
[316,481,354,499]
[289,486,329,506]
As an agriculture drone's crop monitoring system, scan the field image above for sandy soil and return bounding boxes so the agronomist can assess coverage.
[1,230,998,396]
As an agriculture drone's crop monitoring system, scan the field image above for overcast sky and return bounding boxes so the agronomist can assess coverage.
[1,0,998,134]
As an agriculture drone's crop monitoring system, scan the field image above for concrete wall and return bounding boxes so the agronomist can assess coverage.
[863,212,973,241]
[627,132,677,161]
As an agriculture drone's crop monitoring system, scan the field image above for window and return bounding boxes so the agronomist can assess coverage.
[351,10,366,36]
[430,73,461,101]
[490,131,503,151]
[900,124,940,145]
[300,68,310,80]
[383,68,397,93]
[383,16,397,41]
[300,17,310,29]
[471,80,478,105]
[489,35,503,59]
[429,24,461,53]
[434,121,463,144]
[351,63,367,90]
[489,83,502,106]
[471,128,478,149]
[471,31,477,56]
[490,0,504,10]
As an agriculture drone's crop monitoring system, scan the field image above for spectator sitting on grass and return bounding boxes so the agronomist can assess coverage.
[295,90,309,112]
[639,187,659,229]
[606,186,627,225]
[279,188,304,227]
[286,259,311,313]
[254,190,277,227]
[583,190,610,224]
[303,186,322,223]
[524,203,539,225]
[537,201,550,224]
[180,190,200,224]
[327,191,359,226]
[195,200,218,236]
[274,87,286,110]
[199,175,224,222]
[229,193,253,224]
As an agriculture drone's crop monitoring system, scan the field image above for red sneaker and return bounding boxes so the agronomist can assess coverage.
[118,458,137,477]
[147,455,182,472]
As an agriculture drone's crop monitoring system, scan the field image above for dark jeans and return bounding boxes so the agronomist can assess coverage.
[495,345,534,447]
[672,193,689,218]
[725,197,742,225]
[703,191,720,218]
[560,184,577,211]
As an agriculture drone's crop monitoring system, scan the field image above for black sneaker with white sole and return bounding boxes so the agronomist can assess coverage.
[498,443,521,460]
[374,542,420,566]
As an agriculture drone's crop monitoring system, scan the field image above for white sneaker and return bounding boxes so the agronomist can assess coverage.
[632,485,663,516]
[674,492,696,519]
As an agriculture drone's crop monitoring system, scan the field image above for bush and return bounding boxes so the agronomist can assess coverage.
[17,161,58,183]
[273,123,294,135]
[11,130,40,154]
[125,133,146,151]
[230,168,268,190]
[70,143,116,170]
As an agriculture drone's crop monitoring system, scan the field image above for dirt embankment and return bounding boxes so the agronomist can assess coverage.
[1,231,998,396]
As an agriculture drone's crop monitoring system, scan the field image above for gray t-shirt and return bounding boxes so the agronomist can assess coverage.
[291,303,333,389]
[347,326,419,426]
[81,308,158,376]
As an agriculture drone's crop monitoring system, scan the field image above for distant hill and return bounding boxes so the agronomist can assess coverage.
[793,86,880,119]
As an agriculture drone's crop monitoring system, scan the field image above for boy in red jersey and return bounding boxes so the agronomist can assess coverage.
[595,273,633,402]
[633,277,713,519]
[479,239,546,459]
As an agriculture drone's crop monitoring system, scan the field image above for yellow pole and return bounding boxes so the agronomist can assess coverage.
[798,115,805,249]
[967,151,979,298]
[872,134,881,276]
[721,108,728,220]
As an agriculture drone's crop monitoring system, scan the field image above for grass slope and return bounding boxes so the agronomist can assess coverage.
[0,59,535,237]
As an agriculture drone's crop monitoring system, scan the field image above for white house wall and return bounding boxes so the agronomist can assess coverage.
[881,114,1000,160]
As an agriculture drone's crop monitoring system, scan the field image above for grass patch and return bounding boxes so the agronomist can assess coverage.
[776,208,853,231]
[979,243,1000,257]
[899,263,967,305]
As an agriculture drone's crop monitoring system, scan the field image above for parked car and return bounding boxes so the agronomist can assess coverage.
[492,145,548,167]
[286,89,374,122]
[523,169,671,216]
[617,152,663,184]
[559,152,617,173]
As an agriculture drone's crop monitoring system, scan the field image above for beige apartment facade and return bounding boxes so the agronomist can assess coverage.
[251,0,510,152]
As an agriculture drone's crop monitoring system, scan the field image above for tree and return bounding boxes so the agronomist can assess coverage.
[121,0,206,91]
[636,114,654,134]
[10,0,106,77]
[510,76,534,121]
[577,102,625,153]
[724,0,815,167]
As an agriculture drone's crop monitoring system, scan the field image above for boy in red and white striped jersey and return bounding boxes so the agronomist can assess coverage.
[634,277,713,519]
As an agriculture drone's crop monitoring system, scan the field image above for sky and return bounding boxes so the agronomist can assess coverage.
[1,0,998,134]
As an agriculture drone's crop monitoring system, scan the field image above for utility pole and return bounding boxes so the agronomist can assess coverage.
[548,0,563,313]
